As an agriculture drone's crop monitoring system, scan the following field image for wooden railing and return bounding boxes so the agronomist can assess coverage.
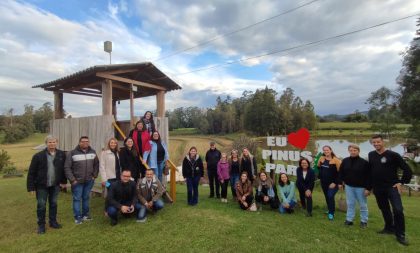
[112,121,177,202]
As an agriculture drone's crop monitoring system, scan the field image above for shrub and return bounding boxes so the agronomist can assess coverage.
[2,165,23,178]
[0,149,11,172]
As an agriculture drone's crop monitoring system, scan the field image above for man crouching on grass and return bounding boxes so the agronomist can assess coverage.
[106,169,140,226]
[27,135,67,234]
[136,169,164,222]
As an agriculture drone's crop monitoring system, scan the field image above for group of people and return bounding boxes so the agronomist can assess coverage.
[27,123,413,246]
[27,111,170,234]
[181,135,413,246]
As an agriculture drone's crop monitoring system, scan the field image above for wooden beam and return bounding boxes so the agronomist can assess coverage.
[54,91,64,119]
[81,88,101,94]
[46,81,101,92]
[96,73,166,91]
[130,84,134,127]
[97,68,138,75]
[112,83,131,91]
[156,91,165,117]
[102,80,112,115]
[65,90,102,98]
[112,99,117,119]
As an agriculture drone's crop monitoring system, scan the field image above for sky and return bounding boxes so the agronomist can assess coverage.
[0,0,418,119]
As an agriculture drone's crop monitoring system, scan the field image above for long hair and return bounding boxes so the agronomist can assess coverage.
[123,137,137,156]
[278,173,290,187]
[107,137,119,151]
[151,131,161,143]
[134,120,145,131]
[143,111,154,121]
[298,157,311,169]
[322,145,336,158]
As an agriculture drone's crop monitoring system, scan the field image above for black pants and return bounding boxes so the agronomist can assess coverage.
[374,187,405,238]
[207,169,220,197]
[239,195,254,210]
[297,187,313,214]
[220,179,229,198]
[256,195,278,209]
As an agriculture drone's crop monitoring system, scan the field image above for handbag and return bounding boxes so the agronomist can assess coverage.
[337,191,347,212]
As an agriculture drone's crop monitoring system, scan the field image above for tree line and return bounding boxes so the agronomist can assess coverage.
[167,87,318,136]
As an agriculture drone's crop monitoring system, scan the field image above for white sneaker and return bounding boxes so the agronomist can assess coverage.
[136,218,147,223]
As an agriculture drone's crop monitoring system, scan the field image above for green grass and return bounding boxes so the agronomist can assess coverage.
[1,177,419,252]
[318,122,410,130]
[170,128,200,135]
[0,133,47,171]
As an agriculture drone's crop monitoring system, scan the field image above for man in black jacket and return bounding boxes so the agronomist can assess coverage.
[369,135,412,246]
[27,136,67,234]
[205,141,221,198]
[106,169,140,226]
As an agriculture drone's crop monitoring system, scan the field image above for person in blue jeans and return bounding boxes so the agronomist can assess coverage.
[65,136,99,224]
[339,144,371,228]
[143,131,169,183]
[229,149,240,198]
[182,147,204,206]
[27,135,67,234]
[278,173,297,214]
[136,169,164,222]
[106,170,140,226]
[317,145,342,220]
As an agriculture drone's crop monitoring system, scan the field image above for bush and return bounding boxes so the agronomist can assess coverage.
[0,149,11,172]
[2,165,23,178]
[2,123,31,143]
[232,135,258,156]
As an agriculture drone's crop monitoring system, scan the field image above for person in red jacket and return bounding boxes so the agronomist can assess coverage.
[129,120,151,178]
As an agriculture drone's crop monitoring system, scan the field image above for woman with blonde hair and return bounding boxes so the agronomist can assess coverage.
[318,145,342,220]
[99,138,121,196]
[240,148,257,183]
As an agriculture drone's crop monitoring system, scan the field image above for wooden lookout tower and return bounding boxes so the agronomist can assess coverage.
[32,62,181,152]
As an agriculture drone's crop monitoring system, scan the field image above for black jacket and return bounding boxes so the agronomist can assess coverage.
[27,148,67,191]
[182,155,204,178]
[339,156,371,189]
[106,180,138,209]
[119,147,141,180]
[368,150,412,189]
[205,148,221,170]
[296,167,315,192]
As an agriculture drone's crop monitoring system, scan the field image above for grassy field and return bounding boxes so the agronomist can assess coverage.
[0,176,419,252]
[313,122,411,137]
[0,132,419,252]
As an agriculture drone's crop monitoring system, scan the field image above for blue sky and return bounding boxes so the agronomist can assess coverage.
[0,0,419,119]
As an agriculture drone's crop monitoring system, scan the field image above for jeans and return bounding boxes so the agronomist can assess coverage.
[71,179,95,219]
[106,202,141,221]
[186,176,200,205]
[279,200,297,214]
[36,186,60,225]
[256,194,279,209]
[374,187,405,238]
[207,169,220,197]
[137,199,164,220]
[321,182,338,215]
[230,174,239,197]
[220,179,229,198]
[345,184,368,223]
[297,187,313,214]
[152,160,166,183]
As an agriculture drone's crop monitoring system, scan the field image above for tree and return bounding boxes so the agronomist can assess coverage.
[33,102,54,133]
[366,86,398,138]
[397,18,420,140]
[244,87,279,135]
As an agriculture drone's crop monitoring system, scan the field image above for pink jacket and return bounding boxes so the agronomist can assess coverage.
[217,160,230,181]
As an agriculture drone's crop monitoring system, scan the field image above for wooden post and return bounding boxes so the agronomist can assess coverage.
[130,84,135,127]
[112,99,117,120]
[102,79,112,115]
[53,91,64,119]
[156,90,165,117]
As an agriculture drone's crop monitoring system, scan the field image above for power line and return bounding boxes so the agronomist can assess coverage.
[153,0,322,62]
[171,13,420,77]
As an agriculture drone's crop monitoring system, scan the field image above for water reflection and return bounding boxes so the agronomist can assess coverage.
[315,138,404,159]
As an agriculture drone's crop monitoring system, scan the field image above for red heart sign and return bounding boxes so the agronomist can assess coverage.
[287,128,310,150]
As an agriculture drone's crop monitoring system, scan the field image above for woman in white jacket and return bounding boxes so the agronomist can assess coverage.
[99,138,121,196]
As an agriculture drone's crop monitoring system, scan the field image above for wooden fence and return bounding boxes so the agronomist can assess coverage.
[49,115,115,152]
